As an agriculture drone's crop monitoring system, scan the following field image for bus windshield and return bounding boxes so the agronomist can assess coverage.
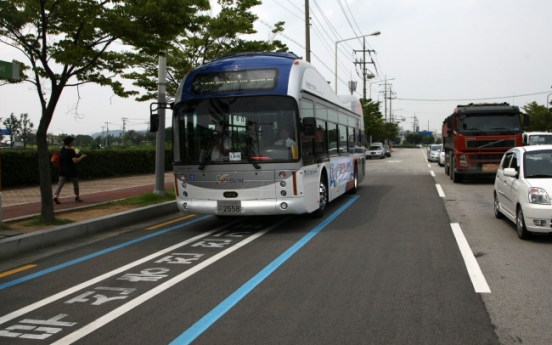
[174,95,299,165]
[458,113,521,135]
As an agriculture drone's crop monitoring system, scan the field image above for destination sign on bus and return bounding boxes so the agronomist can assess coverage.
[191,69,278,94]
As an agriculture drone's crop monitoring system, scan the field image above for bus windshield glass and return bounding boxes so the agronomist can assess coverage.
[458,113,521,135]
[174,96,299,164]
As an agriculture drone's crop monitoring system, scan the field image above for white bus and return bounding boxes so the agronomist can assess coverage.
[152,52,366,217]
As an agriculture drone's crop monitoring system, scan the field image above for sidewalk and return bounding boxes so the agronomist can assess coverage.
[2,173,175,222]
[0,173,178,260]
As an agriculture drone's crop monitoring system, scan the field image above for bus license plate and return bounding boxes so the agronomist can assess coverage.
[217,201,241,214]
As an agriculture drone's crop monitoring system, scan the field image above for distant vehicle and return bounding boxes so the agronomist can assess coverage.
[366,145,385,159]
[522,132,552,146]
[493,145,552,239]
[442,102,529,183]
[438,146,446,167]
[382,145,391,157]
[428,144,442,162]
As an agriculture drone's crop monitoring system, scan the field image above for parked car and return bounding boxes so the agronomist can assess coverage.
[366,145,385,159]
[438,146,445,166]
[493,145,552,239]
[428,144,442,162]
[382,145,391,157]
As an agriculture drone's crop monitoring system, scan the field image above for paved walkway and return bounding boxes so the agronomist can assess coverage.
[1,173,174,222]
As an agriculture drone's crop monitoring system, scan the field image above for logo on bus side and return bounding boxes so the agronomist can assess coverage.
[216,174,245,185]
[303,167,318,176]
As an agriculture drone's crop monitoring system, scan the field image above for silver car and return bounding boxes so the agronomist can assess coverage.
[494,145,552,239]
[366,145,385,159]
[428,144,442,162]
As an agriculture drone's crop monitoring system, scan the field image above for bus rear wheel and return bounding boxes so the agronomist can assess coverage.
[312,178,328,218]
[348,168,358,194]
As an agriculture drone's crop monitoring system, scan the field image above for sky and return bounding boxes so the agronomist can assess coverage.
[1,0,552,137]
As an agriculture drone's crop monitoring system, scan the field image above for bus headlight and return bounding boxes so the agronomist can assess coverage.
[281,190,287,196]
[280,181,286,187]
[182,191,188,197]
[182,202,188,210]
[280,202,288,210]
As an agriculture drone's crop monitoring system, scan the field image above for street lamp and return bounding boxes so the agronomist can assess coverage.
[335,31,380,94]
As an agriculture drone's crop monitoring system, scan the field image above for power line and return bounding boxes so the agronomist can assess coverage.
[396,91,552,102]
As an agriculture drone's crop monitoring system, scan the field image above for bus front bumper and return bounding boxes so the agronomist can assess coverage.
[177,198,311,216]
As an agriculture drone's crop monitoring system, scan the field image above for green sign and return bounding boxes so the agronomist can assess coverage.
[0,60,20,80]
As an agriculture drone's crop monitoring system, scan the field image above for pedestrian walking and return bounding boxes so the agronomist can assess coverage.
[53,136,87,204]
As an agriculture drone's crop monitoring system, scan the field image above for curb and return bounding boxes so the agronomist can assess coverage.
[0,201,178,260]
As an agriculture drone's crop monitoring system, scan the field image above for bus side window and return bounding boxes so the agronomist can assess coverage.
[328,123,338,155]
[315,122,327,156]
[338,124,347,154]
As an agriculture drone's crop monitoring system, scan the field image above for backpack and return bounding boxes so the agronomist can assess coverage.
[51,152,61,168]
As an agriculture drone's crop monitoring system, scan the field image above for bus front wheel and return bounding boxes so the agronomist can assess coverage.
[312,178,328,218]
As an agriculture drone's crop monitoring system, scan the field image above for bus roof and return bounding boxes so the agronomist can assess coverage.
[175,52,362,116]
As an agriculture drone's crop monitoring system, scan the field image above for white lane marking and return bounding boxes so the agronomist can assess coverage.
[0,230,220,325]
[51,218,288,345]
[436,184,445,197]
[450,223,491,294]
[427,164,431,168]
[430,171,435,177]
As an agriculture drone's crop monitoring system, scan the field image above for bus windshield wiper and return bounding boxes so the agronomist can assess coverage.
[248,157,261,169]
[198,142,216,170]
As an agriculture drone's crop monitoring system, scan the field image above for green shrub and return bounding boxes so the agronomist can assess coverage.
[1,147,172,188]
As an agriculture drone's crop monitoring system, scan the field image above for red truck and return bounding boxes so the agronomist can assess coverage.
[442,103,529,183]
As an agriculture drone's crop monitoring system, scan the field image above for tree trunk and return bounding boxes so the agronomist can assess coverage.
[37,86,64,223]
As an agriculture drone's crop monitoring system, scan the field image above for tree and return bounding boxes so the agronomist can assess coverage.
[522,101,552,132]
[123,0,288,101]
[17,113,34,148]
[0,0,209,222]
[2,113,21,147]
[361,98,386,143]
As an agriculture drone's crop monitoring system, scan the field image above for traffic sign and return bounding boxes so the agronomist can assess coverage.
[0,60,20,80]
[0,129,11,135]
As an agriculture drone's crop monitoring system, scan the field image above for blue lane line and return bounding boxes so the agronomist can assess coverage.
[0,216,211,290]
[170,196,359,345]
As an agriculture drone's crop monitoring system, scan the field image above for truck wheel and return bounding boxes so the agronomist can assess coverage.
[450,159,464,183]
[449,155,454,180]
[451,157,463,183]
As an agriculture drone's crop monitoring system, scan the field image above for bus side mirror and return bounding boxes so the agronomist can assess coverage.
[447,128,452,135]
[302,117,317,136]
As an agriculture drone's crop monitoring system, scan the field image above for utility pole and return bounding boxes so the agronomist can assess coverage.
[101,126,105,148]
[121,117,127,147]
[154,53,167,196]
[379,76,395,121]
[105,122,111,147]
[305,0,310,62]
[353,40,375,99]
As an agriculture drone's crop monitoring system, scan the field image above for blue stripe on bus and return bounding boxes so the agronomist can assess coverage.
[0,216,211,291]
[169,196,359,345]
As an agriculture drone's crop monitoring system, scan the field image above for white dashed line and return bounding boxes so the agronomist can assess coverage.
[450,223,491,294]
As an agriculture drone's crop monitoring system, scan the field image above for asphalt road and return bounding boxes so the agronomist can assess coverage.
[1,148,549,344]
